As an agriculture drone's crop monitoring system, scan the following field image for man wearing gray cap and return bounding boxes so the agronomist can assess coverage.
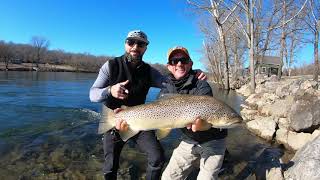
[89,30,206,180]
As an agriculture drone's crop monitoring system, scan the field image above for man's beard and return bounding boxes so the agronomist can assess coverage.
[126,52,143,63]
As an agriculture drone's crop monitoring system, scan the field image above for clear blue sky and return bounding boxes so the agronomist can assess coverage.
[0,0,314,69]
[0,0,207,69]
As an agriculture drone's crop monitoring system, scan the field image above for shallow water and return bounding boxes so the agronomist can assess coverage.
[0,71,278,179]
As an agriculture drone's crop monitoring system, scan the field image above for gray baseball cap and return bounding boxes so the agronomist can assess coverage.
[126,30,149,44]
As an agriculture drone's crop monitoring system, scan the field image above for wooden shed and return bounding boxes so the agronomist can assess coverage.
[255,55,281,76]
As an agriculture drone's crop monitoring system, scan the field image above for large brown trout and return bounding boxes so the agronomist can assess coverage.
[99,94,242,141]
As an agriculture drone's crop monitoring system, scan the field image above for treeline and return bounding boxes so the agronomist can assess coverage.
[290,63,317,76]
[0,39,112,72]
[0,39,168,73]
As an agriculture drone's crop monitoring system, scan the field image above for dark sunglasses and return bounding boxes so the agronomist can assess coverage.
[169,57,190,65]
[126,39,147,48]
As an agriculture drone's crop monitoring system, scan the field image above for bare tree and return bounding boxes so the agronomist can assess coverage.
[304,0,320,83]
[197,12,225,86]
[255,0,282,73]
[230,0,256,93]
[259,0,308,79]
[188,0,241,89]
[202,39,224,86]
[234,0,307,91]
[30,36,50,68]
[284,13,305,76]
[228,31,247,80]
[278,1,288,78]
[0,41,13,70]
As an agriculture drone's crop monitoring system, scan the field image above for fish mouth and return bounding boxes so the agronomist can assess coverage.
[211,117,242,129]
[212,123,240,129]
[213,123,240,129]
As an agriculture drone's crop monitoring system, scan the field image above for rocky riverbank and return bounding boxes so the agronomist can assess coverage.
[236,74,320,179]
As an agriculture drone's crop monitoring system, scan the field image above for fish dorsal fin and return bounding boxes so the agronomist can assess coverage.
[119,128,140,142]
[156,129,172,140]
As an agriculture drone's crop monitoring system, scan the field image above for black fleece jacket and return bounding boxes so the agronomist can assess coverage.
[159,70,227,143]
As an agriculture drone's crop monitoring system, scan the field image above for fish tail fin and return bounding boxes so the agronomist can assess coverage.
[98,105,115,134]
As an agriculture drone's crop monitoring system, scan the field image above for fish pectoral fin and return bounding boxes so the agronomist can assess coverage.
[120,105,128,110]
[156,129,172,140]
[119,128,139,142]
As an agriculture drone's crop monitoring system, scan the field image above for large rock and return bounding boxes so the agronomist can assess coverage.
[275,81,292,98]
[240,108,258,121]
[255,84,269,94]
[278,118,290,129]
[288,79,303,95]
[300,80,318,90]
[264,81,280,93]
[246,117,277,141]
[238,76,320,151]
[275,129,320,151]
[284,135,320,180]
[230,77,247,89]
[288,93,320,131]
[268,75,279,82]
[245,93,262,109]
[256,74,267,84]
[237,84,252,97]
[257,93,279,110]
[260,96,294,117]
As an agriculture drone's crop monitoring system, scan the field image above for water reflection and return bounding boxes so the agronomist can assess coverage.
[210,84,244,114]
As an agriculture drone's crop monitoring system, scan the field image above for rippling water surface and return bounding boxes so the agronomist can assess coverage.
[0,71,273,179]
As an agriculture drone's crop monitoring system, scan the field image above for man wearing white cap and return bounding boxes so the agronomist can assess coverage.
[90,30,206,180]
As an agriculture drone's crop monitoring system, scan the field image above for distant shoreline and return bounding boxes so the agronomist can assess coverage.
[0,62,97,73]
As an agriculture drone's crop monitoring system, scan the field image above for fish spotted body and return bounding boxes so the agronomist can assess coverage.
[99,94,242,141]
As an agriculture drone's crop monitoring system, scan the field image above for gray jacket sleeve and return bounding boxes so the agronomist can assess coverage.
[90,62,167,102]
[89,62,112,102]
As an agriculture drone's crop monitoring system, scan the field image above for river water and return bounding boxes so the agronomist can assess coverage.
[0,71,275,179]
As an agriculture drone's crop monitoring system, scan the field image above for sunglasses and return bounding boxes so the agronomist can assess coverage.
[126,39,147,48]
[168,57,190,65]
